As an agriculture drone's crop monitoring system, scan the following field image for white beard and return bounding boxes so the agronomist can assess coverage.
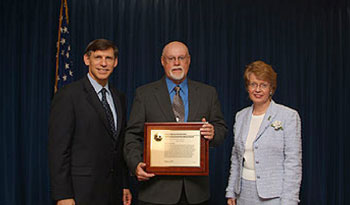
[169,66,185,81]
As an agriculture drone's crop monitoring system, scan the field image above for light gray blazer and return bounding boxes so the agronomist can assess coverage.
[226,100,302,205]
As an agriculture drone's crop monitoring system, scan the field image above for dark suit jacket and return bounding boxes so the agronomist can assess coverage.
[48,76,128,205]
[124,76,227,204]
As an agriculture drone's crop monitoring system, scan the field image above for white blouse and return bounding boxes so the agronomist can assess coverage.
[242,113,265,181]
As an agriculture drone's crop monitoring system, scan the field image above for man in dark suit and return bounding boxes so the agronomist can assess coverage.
[48,39,131,205]
[124,41,227,205]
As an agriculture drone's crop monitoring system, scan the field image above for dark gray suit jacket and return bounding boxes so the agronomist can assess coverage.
[124,76,227,204]
[48,76,128,204]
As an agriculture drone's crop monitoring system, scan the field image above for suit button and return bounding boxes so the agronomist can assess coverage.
[256,161,259,164]
[255,146,258,149]
[257,175,260,179]
[110,168,115,172]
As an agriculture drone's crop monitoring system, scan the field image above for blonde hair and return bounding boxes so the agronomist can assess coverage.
[244,60,277,95]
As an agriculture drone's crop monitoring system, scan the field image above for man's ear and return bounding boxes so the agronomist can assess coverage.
[161,56,165,67]
[113,58,118,68]
[83,54,90,66]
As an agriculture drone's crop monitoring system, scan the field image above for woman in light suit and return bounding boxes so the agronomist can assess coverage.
[226,61,302,205]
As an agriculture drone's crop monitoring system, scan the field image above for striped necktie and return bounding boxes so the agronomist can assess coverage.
[172,86,185,122]
[100,88,117,137]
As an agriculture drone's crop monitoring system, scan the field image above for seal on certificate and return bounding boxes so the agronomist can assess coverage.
[154,133,163,142]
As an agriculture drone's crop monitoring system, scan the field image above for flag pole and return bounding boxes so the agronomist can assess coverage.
[54,0,65,93]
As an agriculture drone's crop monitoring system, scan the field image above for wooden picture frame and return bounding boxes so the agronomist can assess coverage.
[144,122,209,175]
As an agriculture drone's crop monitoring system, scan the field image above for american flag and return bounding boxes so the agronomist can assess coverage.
[54,0,73,92]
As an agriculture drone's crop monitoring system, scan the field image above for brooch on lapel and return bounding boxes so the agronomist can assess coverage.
[271,120,283,131]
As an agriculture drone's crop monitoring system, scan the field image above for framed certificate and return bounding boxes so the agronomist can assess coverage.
[144,122,209,175]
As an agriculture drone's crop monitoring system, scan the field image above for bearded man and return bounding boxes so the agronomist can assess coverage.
[123,41,227,205]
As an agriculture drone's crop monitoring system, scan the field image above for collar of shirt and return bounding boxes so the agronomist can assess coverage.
[87,73,111,96]
[165,77,188,96]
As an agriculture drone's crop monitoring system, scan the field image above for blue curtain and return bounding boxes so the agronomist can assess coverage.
[1,0,349,204]
[1,0,59,204]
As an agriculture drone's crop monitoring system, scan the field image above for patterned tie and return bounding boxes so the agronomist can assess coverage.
[172,86,185,122]
[100,88,117,137]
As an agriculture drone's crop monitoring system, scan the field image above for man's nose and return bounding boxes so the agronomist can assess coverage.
[174,58,180,65]
[101,58,107,66]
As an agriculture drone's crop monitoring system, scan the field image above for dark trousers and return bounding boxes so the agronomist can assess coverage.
[73,173,123,205]
[138,188,209,205]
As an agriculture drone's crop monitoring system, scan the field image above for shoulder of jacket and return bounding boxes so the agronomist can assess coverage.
[134,79,162,95]
[189,80,217,95]
[273,102,298,116]
[54,77,84,96]
[236,106,251,118]
[190,80,214,89]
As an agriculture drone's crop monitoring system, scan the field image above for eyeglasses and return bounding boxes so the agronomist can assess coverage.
[248,82,270,90]
[163,55,188,63]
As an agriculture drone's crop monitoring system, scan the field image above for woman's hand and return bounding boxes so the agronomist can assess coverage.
[227,198,236,205]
